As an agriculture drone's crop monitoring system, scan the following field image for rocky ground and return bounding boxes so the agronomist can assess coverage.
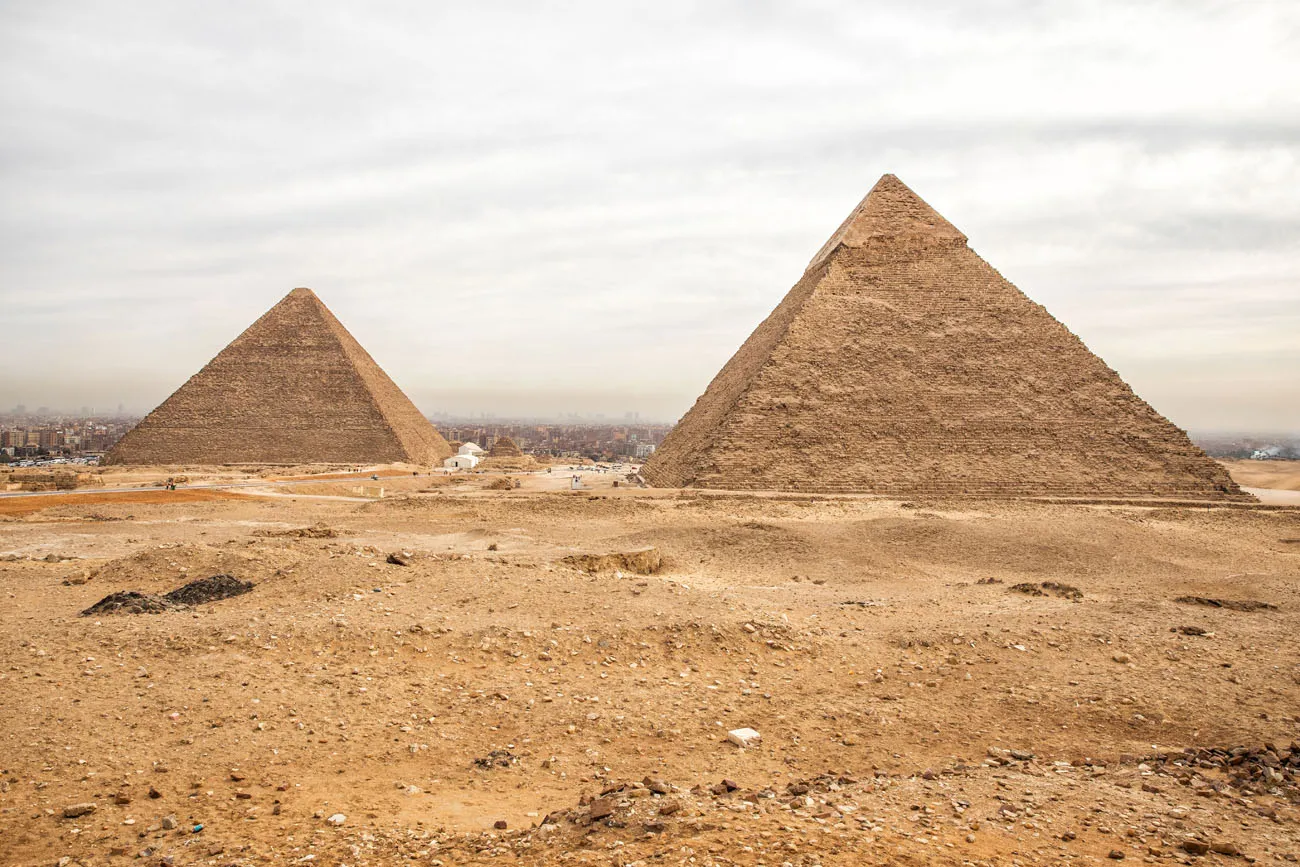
[1,468,1298,865]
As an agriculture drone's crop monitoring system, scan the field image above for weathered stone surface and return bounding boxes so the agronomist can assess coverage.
[104,288,451,467]
[641,175,1246,500]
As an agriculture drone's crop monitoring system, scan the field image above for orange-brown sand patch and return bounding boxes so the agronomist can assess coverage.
[0,489,249,517]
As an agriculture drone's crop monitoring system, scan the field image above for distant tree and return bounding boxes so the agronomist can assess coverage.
[0,451,10,464]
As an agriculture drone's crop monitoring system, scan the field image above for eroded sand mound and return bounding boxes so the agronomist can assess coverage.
[83,542,294,589]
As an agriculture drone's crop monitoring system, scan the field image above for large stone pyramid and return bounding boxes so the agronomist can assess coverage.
[641,175,1245,499]
[104,288,451,466]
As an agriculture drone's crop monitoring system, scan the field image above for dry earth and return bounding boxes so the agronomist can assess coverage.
[1,469,1298,866]
[1219,462,1300,493]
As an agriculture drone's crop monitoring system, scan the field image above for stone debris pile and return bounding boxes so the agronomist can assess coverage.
[80,574,254,616]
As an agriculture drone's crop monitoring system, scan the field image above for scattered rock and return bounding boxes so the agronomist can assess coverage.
[386,552,412,566]
[1175,596,1277,612]
[644,777,672,795]
[253,524,337,538]
[326,813,346,826]
[161,815,177,830]
[493,819,508,830]
[62,803,96,819]
[727,727,762,748]
[1182,840,1210,855]
[588,798,615,820]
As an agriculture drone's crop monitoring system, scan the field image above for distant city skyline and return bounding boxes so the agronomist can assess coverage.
[2,3,1297,433]
[0,403,678,425]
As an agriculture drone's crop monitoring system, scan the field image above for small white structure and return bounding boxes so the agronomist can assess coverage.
[459,442,485,456]
[444,453,480,469]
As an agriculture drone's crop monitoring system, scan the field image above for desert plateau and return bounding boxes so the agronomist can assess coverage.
[1,463,1297,866]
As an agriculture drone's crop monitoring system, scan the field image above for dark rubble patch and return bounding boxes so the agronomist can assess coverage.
[472,749,519,770]
[1175,596,1278,612]
[1010,581,1083,600]
[81,574,254,616]
[163,574,254,605]
[81,591,178,616]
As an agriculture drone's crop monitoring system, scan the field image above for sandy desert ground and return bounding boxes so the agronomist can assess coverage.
[1,465,1298,866]
[1219,462,1300,500]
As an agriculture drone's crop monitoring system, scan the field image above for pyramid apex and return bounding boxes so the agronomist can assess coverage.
[806,174,966,272]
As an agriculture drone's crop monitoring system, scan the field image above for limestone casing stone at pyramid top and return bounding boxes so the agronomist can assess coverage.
[805,173,967,273]
[641,174,1248,500]
[103,288,451,466]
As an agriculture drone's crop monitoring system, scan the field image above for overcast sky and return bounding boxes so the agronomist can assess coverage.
[2,1,1297,432]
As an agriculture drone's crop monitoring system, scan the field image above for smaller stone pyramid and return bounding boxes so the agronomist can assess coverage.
[641,175,1245,500]
[105,288,451,466]
[489,436,523,458]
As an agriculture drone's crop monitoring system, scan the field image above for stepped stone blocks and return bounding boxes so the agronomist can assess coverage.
[104,288,451,466]
[489,436,523,458]
[641,175,1246,500]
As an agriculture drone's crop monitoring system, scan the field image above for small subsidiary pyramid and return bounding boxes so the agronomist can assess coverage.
[104,288,451,466]
[641,175,1246,500]
[488,436,523,458]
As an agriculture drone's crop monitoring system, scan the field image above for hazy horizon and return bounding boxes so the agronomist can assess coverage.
[2,2,1297,432]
